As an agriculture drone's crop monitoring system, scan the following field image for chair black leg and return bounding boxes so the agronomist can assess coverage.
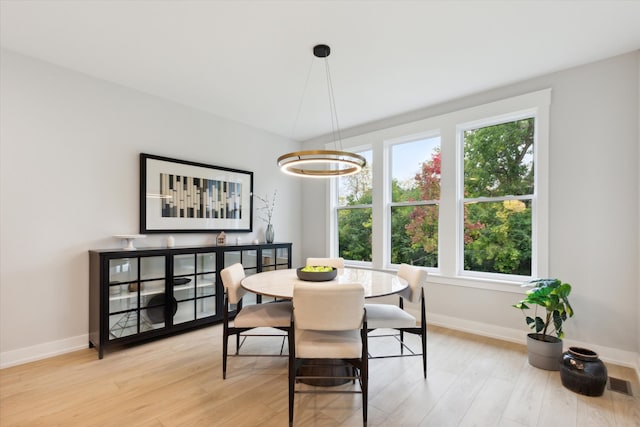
[421,291,427,378]
[361,322,368,425]
[289,362,295,426]
[288,328,295,426]
[236,332,241,355]
[223,297,230,379]
[421,325,427,378]
[222,331,228,380]
[400,329,405,355]
[362,361,368,424]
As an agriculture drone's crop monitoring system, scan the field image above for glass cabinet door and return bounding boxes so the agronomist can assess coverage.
[224,250,257,273]
[262,246,291,271]
[173,252,216,325]
[261,248,276,272]
[224,250,259,305]
[108,256,166,340]
[260,246,290,303]
[196,253,216,319]
[276,247,290,269]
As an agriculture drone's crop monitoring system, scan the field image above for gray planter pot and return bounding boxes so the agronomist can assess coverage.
[527,333,563,371]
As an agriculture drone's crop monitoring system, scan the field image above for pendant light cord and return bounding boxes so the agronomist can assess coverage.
[323,57,344,152]
[290,52,344,152]
[289,57,315,142]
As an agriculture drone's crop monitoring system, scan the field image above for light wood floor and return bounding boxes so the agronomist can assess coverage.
[1,324,639,426]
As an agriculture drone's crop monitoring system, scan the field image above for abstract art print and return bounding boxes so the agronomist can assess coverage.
[140,153,253,233]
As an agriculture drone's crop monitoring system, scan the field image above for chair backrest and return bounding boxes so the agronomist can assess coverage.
[293,282,364,331]
[397,263,427,304]
[305,257,345,269]
[220,263,247,305]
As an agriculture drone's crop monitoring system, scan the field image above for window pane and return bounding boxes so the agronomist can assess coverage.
[338,150,372,207]
[338,208,372,261]
[464,200,532,276]
[392,137,440,203]
[464,118,534,198]
[391,205,438,267]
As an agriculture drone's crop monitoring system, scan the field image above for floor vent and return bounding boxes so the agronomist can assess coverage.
[607,377,633,396]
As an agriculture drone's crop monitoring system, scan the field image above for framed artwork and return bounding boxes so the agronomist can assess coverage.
[140,153,253,233]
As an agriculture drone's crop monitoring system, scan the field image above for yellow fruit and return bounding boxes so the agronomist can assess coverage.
[301,265,332,272]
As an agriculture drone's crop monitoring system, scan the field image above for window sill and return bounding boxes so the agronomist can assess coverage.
[347,261,528,295]
[426,273,528,294]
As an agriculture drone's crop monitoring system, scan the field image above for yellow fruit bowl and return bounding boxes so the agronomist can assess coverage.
[296,266,337,282]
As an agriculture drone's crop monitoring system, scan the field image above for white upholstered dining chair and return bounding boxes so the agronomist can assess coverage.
[305,257,345,269]
[220,263,292,379]
[288,281,368,426]
[365,263,428,378]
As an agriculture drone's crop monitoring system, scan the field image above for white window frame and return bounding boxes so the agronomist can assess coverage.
[456,111,539,281]
[330,145,373,268]
[327,89,550,292]
[384,131,441,272]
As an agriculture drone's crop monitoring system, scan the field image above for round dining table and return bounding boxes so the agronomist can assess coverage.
[240,267,408,299]
[240,266,408,387]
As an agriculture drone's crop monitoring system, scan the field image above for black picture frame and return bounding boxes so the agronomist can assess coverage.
[140,153,253,233]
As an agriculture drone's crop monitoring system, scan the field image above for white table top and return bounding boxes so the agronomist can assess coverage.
[240,267,408,299]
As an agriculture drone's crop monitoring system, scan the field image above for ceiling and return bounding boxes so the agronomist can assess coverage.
[2,1,640,141]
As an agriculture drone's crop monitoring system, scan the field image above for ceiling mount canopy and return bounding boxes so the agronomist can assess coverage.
[277,44,366,178]
[313,44,330,58]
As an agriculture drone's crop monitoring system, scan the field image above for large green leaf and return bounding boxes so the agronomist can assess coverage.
[534,316,545,333]
[557,283,572,298]
[546,294,559,310]
[555,316,565,339]
[564,298,574,317]
[553,310,563,332]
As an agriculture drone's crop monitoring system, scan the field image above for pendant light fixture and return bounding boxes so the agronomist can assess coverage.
[277,44,366,178]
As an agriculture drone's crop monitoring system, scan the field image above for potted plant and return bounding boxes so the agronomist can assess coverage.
[513,278,574,370]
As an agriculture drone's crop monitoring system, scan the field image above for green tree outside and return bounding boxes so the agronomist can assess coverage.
[337,118,534,276]
[462,119,534,275]
[338,162,373,261]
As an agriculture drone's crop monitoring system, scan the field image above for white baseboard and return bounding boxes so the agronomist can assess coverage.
[2,319,639,382]
[0,334,89,369]
[428,313,640,372]
[428,312,526,345]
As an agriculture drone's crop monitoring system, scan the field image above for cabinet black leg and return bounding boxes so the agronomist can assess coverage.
[90,341,104,359]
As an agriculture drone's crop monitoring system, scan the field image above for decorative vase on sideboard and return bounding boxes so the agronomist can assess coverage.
[265,224,274,243]
[560,347,608,396]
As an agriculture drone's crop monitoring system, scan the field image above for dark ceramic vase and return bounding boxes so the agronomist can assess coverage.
[560,347,608,396]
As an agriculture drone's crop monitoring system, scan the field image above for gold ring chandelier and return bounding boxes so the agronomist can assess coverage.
[278,44,366,178]
[277,149,366,178]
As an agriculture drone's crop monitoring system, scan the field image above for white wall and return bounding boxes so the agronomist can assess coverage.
[0,50,302,367]
[301,51,640,368]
